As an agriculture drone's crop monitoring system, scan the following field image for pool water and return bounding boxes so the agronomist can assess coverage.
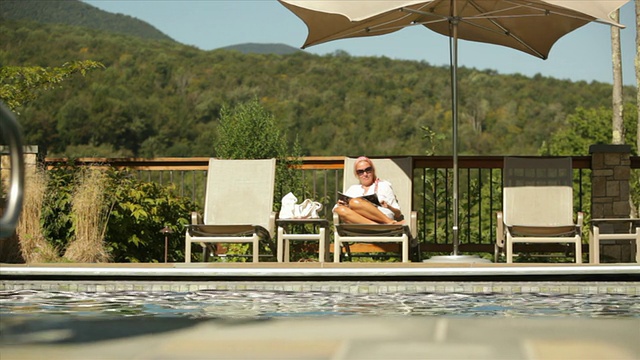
[1,289,639,319]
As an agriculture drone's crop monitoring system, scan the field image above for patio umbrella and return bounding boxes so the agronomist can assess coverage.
[278,0,628,260]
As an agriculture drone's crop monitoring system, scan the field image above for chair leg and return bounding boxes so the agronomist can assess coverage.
[252,237,259,263]
[202,244,212,262]
[318,227,326,263]
[411,240,422,262]
[575,239,582,264]
[334,235,341,263]
[506,240,513,264]
[634,227,640,263]
[591,226,601,264]
[284,240,291,263]
[277,226,284,262]
[185,235,192,263]
[343,242,352,261]
[402,236,409,263]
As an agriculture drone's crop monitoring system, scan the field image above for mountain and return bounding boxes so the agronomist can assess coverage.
[0,0,174,42]
[0,0,301,56]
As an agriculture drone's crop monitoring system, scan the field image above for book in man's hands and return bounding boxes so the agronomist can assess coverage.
[338,192,381,207]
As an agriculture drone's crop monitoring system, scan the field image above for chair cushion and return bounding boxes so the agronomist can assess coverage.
[188,224,270,239]
[509,225,577,237]
[336,224,406,237]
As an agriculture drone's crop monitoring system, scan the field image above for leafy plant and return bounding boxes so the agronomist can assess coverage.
[41,162,78,253]
[38,164,196,263]
[215,98,303,204]
[105,171,196,263]
[0,60,104,111]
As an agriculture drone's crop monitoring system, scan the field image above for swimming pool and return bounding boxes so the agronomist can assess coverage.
[1,288,638,319]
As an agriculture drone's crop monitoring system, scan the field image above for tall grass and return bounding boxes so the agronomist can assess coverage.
[16,168,60,263]
[64,169,111,262]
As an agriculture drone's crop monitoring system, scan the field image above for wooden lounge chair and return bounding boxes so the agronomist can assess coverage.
[184,158,276,263]
[333,157,417,262]
[496,157,583,263]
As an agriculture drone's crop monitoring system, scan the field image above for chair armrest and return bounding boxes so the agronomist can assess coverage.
[333,212,341,226]
[410,211,418,240]
[496,211,504,248]
[268,211,277,239]
[576,212,584,235]
[191,211,202,225]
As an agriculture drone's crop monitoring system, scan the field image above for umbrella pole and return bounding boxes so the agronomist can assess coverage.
[451,15,459,256]
[425,16,489,264]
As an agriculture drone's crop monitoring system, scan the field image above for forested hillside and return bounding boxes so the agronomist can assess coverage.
[0,16,637,158]
[220,43,301,55]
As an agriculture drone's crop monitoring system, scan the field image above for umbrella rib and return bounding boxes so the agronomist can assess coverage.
[466,0,546,59]
[341,7,444,38]
[505,0,623,27]
[459,19,546,59]
[300,6,432,47]
[404,6,546,59]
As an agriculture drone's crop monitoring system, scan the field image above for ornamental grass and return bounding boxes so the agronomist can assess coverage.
[64,168,111,263]
[16,168,59,263]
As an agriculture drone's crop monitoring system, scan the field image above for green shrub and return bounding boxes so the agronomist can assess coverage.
[41,165,197,263]
[105,171,196,263]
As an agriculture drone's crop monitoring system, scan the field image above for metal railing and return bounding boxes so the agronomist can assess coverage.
[44,155,631,257]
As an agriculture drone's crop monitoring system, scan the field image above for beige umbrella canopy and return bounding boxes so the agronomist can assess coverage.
[279,0,627,58]
[278,0,628,258]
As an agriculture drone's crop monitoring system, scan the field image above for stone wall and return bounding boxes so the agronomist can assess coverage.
[589,144,634,262]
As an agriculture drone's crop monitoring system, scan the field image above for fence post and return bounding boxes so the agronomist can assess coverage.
[589,144,633,262]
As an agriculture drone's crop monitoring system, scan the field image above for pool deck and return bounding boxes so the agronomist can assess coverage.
[2,312,639,359]
[1,262,640,295]
[2,261,640,277]
[1,262,640,359]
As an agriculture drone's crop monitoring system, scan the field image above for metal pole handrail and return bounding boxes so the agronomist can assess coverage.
[42,155,599,172]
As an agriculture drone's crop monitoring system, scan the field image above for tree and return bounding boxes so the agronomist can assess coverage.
[214,98,302,202]
[2,18,634,158]
[0,60,104,112]
[541,104,639,223]
[213,98,303,260]
[611,9,624,144]
[636,0,639,153]
[635,0,639,218]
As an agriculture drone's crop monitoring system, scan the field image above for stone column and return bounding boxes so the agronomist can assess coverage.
[589,144,632,262]
[0,145,42,187]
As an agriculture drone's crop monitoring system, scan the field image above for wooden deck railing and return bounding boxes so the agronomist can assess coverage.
[43,155,640,257]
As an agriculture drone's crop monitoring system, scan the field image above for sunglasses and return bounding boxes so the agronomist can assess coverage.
[356,166,373,176]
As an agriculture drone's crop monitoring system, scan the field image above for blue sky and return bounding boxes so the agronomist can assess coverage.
[84,0,637,86]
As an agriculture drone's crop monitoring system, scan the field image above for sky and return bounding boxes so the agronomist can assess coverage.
[83,0,637,86]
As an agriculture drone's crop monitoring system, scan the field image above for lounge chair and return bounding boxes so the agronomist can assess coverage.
[333,157,417,262]
[184,158,277,263]
[496,157,583,263]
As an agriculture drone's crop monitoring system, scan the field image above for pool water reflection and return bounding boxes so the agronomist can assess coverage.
[1,289,639,319]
